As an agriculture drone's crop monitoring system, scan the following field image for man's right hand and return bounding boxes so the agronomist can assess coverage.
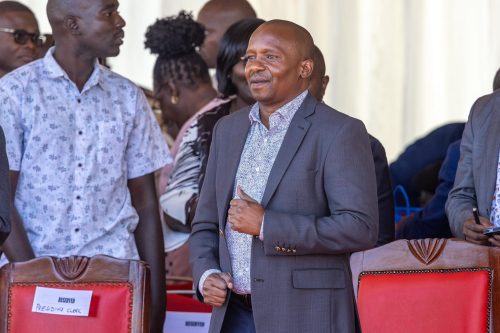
[202,272,233,307]
[463,216,492,245]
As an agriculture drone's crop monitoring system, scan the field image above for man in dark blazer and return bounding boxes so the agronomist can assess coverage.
[190,20,378,332]
[446,90,500,246]
[0,126,11,246]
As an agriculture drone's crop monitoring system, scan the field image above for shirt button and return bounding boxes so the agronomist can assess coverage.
[78,131,83,135]
[255,167,260,172]
[77,98,81,103]
[78,163,82,167]
[74,228,80,233]
[76,195,81,200]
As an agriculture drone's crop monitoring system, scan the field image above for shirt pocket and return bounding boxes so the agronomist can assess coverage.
[96,121,125,164]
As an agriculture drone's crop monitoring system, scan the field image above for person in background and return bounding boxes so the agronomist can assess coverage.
[0,0,170,331]
[216,17,265,112]
[38,33,55,57]
[190,20,378,332]
[0,126,10,247]
[446,71,500,247]
[309,45,394,246]
[396,140,459,239]
[197,0,256,69]
[308,45,330,102]
[0,1,44,78]
[390,122,465,206]
[145,11,233,279]
[398,68,500,240]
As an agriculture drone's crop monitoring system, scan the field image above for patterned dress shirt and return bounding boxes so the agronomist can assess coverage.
[226,90,307,294]
[0,48,171,261]
[490,150,500,226]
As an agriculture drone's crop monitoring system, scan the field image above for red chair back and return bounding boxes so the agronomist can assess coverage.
[0,255,149,333]
[351,239,500,332]
[357,268,491,333]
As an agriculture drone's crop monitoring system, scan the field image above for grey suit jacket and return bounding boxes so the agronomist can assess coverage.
[189,93,379,333]
[446,90,500,238]
[0,126,10,245]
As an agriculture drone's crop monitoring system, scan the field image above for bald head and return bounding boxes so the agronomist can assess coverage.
[46,0,84,34]
[46,0,125,60]
[252,20,315,61]
[245,19,314,112]
[197,0,257,68]
[200,0,256,17]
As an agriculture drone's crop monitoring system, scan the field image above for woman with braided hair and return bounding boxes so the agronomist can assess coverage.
[216,18,265,112]
[145,11,232,279]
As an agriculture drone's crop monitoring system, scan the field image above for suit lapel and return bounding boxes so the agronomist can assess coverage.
[484,97,500,202]
[260,93,317,208]
[219,110,251,226]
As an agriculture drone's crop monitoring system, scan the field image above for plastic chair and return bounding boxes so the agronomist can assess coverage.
[394,185,422,223]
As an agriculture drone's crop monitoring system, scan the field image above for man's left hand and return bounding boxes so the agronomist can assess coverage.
[227,185,264,235]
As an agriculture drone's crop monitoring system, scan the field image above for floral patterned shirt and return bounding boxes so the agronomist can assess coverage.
[227,90,307,293]
[0,48,171,261]
[491,151,500,226]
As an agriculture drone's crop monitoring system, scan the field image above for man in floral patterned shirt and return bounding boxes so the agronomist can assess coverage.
[0,0,171,331]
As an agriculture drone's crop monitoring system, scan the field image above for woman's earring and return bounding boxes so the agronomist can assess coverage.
[171,95,179,105]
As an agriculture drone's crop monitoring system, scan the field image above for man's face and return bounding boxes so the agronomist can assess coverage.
[197,8,243,69]
[0,11,40,77]
[197,9,226,69]
[76,0,125,58]
[244,27,304,109]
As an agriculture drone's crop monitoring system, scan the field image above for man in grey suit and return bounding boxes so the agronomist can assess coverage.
[0,126,11,246]
[190,20,379,332]
[446,90,500,246]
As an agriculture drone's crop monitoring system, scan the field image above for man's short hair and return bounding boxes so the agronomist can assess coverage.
[0,1,34,14]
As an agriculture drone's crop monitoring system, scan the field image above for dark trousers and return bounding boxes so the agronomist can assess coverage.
[220,294,256,333]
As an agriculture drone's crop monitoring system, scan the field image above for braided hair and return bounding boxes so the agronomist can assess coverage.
[145,11,209,87]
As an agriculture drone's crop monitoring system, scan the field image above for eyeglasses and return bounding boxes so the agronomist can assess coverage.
[0,28,46,47]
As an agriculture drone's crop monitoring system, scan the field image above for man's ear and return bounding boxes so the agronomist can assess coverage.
[64,16,80,35]
[299,58,314,79]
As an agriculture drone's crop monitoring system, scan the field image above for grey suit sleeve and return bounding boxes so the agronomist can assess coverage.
[445,103,478,238]
[0,126,11,245]
[189,121,221,296]
[263,119,379,255]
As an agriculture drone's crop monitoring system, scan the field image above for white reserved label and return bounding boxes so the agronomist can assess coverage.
[164,311,211,333]
[32,286,93,317]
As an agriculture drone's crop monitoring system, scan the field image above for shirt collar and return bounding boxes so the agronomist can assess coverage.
[249,90,308,129]
[42,46,104,91]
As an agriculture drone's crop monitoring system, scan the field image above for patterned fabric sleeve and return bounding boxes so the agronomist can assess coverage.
[126,87,172,179]
[0,79,24,171]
